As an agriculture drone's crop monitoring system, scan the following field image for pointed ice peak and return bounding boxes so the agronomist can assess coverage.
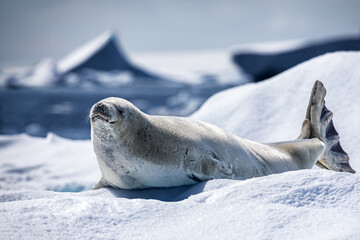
[57,30,117,73]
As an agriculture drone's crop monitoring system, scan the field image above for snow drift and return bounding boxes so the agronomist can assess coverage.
[1,51,360,239]
[1,169,359,240]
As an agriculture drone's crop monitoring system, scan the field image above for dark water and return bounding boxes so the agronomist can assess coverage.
[0,85,233,139]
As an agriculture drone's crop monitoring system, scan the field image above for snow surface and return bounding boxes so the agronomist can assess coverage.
[1,51,360,239]
[0,134,99,191]
[1,170,360,240]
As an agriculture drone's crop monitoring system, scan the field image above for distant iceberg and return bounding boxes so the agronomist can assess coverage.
[0,31,180,89]
[232,35,360,82]
[1,59,58,88]
[57,31,158,80]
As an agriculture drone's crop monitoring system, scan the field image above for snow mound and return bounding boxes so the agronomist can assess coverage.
[0,134,100,191]
[193,51,360,170]
[0,170,359,239]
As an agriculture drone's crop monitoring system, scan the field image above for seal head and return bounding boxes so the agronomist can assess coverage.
[90,97,150,189]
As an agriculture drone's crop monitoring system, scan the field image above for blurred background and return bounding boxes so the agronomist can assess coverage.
[0,0,359,139]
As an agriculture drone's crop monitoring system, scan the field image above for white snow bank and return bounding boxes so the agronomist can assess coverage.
[193,51,360,170]
[0,133,100,191]
[1,170,359,239]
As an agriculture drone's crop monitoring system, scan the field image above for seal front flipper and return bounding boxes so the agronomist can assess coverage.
[93,176,110,190]
[185,154,235,183]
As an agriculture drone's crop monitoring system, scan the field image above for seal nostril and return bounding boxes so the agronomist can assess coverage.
[91,102,113,122]
[95,102,108,114]
[99,104,105,112]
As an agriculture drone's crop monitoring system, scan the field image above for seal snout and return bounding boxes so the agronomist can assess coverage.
[90,102,118,124]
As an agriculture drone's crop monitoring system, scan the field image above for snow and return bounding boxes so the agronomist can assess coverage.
[1,51,360,239]
[0,134,99,191]
[57,31,114,74]
[1,166,360,239]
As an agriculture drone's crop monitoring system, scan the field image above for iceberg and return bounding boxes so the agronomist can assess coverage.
[232,36,360,82]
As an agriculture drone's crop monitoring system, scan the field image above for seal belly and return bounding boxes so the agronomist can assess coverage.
[98,155,194,189]
[97,159,135,189]
[134,158,195,188]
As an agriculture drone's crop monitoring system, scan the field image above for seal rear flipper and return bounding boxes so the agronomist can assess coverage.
[92,176,110,190]
[315,160,329,170]
[297,119,311,139]
[307,81,355,173]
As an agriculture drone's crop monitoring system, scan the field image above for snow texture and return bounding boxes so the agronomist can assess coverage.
[1,51,360,239]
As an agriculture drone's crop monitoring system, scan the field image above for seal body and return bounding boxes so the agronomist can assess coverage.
[90,97,326,189]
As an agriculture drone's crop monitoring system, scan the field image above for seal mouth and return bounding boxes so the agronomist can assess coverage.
[91,113,117,124]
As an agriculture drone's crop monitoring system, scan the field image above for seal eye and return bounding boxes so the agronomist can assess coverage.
[117,108,124,116]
